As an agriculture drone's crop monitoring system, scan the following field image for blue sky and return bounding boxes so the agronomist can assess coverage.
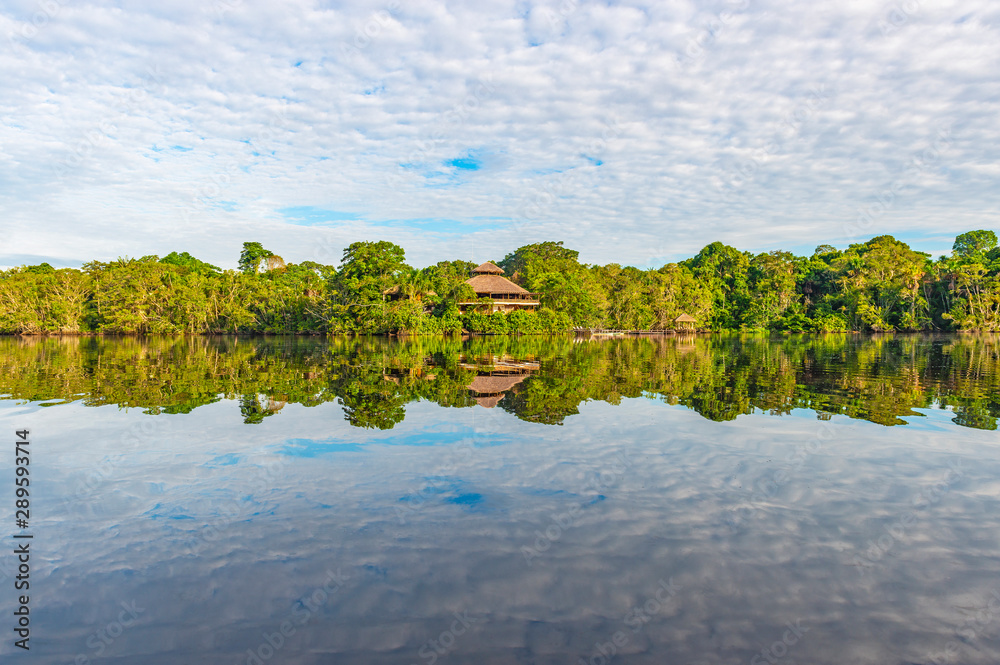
[1,0,997,269]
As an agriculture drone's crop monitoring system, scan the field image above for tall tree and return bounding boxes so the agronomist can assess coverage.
[833,235,931,331]
[682,242,752,328]
[238,242,273,274]
[499,242,606,326]
[953,230,998,260]
[745,250,800,329]
[333,241,410,332]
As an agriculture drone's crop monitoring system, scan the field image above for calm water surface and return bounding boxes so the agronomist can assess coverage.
[1,334,999,664]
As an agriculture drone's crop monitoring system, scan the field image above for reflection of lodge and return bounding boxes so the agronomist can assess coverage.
[459,262,540,314]
[458,356,540,373]
[2,335,998,430]
[463,354,539,408]
[468,374,528,408]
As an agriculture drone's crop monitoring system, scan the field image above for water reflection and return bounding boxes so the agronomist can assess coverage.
[0,333,997,429]
[2,335,1000,664]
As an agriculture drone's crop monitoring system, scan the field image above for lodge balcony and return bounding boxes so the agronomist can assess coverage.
[458,292,540,313]
[458,292,540,303]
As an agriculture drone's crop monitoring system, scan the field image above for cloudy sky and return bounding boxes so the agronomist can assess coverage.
[1,0,997,270]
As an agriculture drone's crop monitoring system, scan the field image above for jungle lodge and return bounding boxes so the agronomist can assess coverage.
[459,262,540,313]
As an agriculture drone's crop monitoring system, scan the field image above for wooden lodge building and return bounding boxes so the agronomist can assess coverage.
[460,262,540,314]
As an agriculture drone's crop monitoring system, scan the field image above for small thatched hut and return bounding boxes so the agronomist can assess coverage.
[673,313,697,330]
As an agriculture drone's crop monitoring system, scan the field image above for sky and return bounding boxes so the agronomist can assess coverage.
[1,0,998,270]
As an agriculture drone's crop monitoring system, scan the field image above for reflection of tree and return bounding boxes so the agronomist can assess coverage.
[340,393,406,430]
[498,378,581,425]
[337,380,407,430]
[952,403,998,431]
[239,395,272,425]
[0,333,996,430]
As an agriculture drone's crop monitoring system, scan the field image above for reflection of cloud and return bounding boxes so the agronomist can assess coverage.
[7,397,1000,663]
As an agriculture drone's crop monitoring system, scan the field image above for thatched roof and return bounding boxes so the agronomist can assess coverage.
[475,394,503,409]
[468,374,527,394]
[472,261,504,274]
[465,274,531,295]
[674,313,697,323]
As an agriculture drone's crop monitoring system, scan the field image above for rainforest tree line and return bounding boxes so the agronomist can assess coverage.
[0,230,998,334]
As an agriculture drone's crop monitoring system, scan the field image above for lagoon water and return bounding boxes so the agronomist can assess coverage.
[1,334,999,664]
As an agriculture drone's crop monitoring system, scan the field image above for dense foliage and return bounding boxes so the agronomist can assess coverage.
[0,334,996,430]
[1,231,998,334]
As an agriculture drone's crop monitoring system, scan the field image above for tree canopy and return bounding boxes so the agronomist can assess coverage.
[1,230,999,334]
[238,242,273,274]
[953,230,998,259]
[161,251,221,274]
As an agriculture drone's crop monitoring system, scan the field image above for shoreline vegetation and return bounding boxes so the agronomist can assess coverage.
[1,231,999,335]
[1,334,996,430]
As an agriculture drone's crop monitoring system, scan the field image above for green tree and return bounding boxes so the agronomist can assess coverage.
[682,242,752,328]
[832,236,931,331]
[333,241,410,333]
[953,230,998,260]
[0,266,90,333]
[745,250,800,329]
[338,241,408,282]
[161,251,221,274]
[940,231,1000,331]
[238,242,273,274]
[499,241,606,326]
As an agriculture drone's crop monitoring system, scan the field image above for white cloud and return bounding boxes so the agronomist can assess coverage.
[1,0,998,269]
